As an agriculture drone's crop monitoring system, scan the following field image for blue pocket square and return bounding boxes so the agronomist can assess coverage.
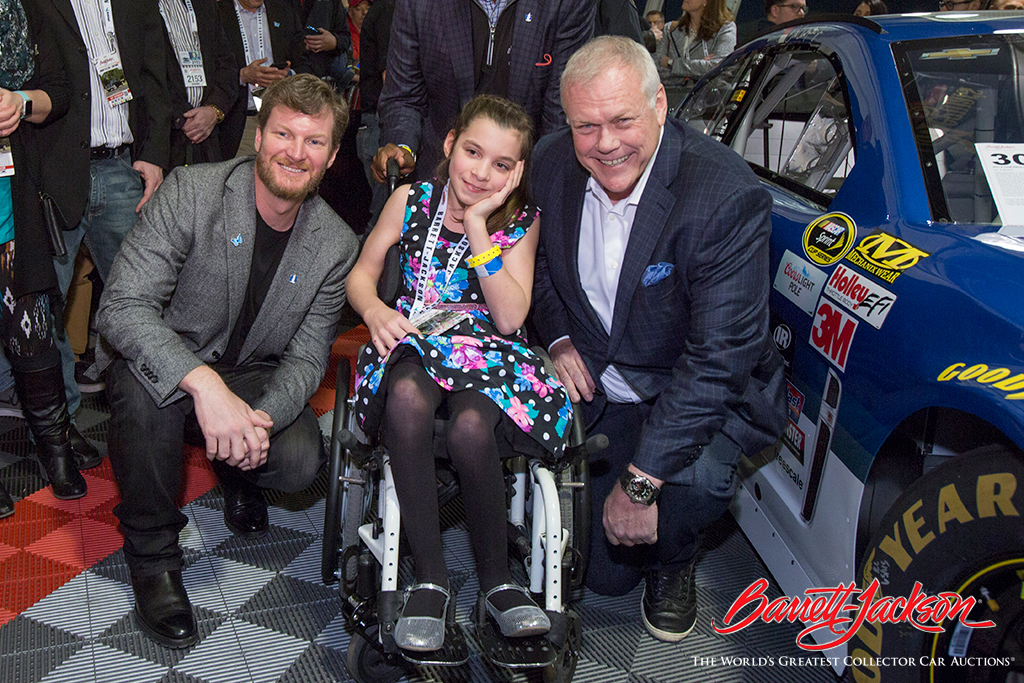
[642,262,674,287]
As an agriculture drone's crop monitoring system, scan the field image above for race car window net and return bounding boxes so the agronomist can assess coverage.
[678,45,855,208]
[895,35,1024,224]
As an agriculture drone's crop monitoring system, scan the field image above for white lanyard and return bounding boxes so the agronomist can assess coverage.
[235,1,266,65]
[98,0,117,54]
[158,0,200,46]
[409,184,471,318]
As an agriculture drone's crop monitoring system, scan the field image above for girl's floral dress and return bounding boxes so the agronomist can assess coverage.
[354,181,572,459]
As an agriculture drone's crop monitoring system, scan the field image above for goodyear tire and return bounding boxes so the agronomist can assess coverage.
[848,445,1024,683]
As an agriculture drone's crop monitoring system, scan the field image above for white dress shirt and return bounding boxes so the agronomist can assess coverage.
[70,0,133,148]
[573,126,665,404]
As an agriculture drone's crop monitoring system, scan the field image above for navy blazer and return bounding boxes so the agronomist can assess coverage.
[379,0,594,180]
[531,119,787,482]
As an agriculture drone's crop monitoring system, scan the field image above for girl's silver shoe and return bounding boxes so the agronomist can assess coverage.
[484,584,551,638]
[394,583,450,651]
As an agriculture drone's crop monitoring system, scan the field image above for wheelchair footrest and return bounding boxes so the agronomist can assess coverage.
[475,619,558,669]
[398,623,469,667]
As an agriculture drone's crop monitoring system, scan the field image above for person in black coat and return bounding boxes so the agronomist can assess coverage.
[0,0,90,514]
[293,0,351,79]
[161,0,239,167]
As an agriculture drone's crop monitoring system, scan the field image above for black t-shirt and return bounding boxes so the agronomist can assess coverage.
[222,210,293,366]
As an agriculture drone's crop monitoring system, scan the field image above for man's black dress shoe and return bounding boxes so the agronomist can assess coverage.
[642,563,697,642]
[132,570,198,648]
[69,425,102,470]
[223,480,268,538]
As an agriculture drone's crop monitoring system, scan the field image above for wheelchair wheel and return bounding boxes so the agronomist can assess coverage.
[559,459,590,589]
[346,628,407,683]
[321,437,346,585]
[542,609,582,683]
[340,450,372,583]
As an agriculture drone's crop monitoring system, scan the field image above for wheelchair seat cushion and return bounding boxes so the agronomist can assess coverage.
[353,180,572,459]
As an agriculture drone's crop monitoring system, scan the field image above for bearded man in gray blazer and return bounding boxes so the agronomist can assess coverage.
[97,74,359,649]
[531,37,786,644]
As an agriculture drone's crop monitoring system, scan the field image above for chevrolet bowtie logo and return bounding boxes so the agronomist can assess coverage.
[920,48,1000,61]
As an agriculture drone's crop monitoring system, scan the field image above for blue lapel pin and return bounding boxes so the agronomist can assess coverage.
[273,21,280,27]
[289,274,297,284]
[525,12,532,22]
[231,233,243,246]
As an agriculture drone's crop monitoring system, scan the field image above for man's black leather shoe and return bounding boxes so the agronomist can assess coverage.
[223,480,268,538]
[132,570,198,648]
[0,482,14,519]
[642,563,697,642]
[69,425,102,470]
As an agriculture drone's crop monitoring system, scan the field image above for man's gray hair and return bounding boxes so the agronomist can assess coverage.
[560,36,661,111]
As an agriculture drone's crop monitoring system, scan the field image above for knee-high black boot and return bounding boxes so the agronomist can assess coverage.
[0,481,13,518]
[13,365,87,500]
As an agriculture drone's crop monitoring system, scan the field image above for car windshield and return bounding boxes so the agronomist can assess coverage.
[895,34,1024,225]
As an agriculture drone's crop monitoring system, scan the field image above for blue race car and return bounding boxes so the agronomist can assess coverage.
[677,12,1024,681]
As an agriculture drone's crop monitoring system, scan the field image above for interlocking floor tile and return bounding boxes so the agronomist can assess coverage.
[313,612,350,653]
[279,537,327,586]
[175,465,220,509]
[179,504,233,555]
[236,574,341,640]
[266,504,320,537]
[183,555,277,615]
[0,550,82,614]
[0,499,74,549]
[0,640,85,683]
[99,604,226,670]
[177,617,309,683]
[25,517,122,569]
[22,570,133,639]
[213,526,315,572]
[38,641,169,683]
[277,641,349,683]
[26,472,119,516]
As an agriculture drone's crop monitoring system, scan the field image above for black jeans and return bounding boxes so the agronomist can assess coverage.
[107,358,325,576]
[583,400,745,596]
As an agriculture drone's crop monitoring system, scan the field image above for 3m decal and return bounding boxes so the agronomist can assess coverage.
[773,249,827,315]
[810,300,858,371]
[823,264,897,330]
[937,363,1024,400]
[782,419,806,465]
[786,381,805,422]
[844,231,930,284]
[803,213,856,266]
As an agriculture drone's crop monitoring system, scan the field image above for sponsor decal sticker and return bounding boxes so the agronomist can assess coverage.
[810,300,858,371]
[786,381,804,422]
[774,250,827,315]
[802,213,856,266]
[782,419,805,464]
[844,231,930,284]
[771,312,796,377]
[937,362,1024,400]
[823,264,897,329]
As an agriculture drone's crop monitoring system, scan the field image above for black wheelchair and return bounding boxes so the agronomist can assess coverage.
[320,160,604,682]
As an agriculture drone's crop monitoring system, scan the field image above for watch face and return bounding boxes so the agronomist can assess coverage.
[626,476,656,503]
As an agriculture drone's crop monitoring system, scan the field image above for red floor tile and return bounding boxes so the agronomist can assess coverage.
[0,540,18,564]
[84,495,120,528]
[174,463,219,508]
[25,473,118,517]
[0,550,82,614]
[24,517,122,570]
[0,500,74,549]
[0,606,17,628]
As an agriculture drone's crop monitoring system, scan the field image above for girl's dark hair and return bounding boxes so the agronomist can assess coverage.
[435,94,534,234]
[858,0,889,14]
[676,0,734,43]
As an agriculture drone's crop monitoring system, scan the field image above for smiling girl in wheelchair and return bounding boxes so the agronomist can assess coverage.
[345,94,572,653]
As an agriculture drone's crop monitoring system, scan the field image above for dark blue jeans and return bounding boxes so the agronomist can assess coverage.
[583,399,745,596]
[107,358,326,576]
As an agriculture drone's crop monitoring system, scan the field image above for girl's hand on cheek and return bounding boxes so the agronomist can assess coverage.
[464,160,524,224]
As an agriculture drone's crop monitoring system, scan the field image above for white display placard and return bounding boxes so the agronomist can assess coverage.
[975,142,1024,228]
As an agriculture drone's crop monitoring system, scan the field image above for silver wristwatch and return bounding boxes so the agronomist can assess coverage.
[619,470,660,506]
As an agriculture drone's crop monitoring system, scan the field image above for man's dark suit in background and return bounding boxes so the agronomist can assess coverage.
[292,0,350,79]
[161,0,238,167]
[219,0,305,158]
[531,36,786,644]
[356,0,395,227]
[595,0,644,42]
[373,0,594,182]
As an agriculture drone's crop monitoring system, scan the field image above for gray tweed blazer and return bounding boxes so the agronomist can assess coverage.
[97,157,359,429]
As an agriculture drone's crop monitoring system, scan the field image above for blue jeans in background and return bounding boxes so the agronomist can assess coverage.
[53,148,145,414]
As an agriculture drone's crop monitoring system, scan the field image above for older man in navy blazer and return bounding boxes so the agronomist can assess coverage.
[531,37,787,643]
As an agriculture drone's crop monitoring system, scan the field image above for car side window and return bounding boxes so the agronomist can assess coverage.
[743,51,855,200]
[677,54,761,140]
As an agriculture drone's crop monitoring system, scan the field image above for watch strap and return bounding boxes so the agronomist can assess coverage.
[15,91,31,119]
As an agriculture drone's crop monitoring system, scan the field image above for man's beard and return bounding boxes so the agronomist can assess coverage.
[256,152,327,202]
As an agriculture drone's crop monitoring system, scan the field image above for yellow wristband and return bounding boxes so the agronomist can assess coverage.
[466,245,501,268]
